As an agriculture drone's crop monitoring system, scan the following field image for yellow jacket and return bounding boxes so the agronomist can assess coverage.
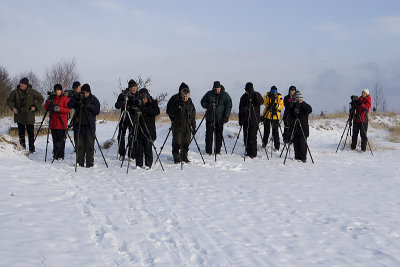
[262,92,283,120]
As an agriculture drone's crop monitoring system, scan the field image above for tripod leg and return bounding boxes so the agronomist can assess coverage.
[231,125,242,154]
[336,119,350,152]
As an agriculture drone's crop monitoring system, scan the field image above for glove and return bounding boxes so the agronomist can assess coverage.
[53,105,60,112]
[223,117,229,123]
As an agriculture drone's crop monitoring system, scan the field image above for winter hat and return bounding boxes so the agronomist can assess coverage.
[244,82,254,92]
[179,82,189,92]
[295,91,303,101]
[362,89,369,95]
[128,79,137,88]
[20,77,29,86]
[53,84,63,91]
[270,85,278,93]
[213,81,221,89]
[289,85,296,91]
[139,88,150,98]
[81,83,91,93]
[72,81,81,89]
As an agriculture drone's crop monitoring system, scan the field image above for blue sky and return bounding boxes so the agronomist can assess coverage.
[1,0,399,113]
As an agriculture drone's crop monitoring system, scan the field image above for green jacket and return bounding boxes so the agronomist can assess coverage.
[200,86,232,123]
[7,85,44,124]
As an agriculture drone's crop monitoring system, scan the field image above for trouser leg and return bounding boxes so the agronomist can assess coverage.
[144,139,153,168]
[262,120,271,146]
[26,124,35,152]
[215,122,223,154]
[360,122,368,151]
[85,134,95,167]
[272,120,280,150]
[205,122,213,154]
[17,123,26,148]
[351,123,360,149]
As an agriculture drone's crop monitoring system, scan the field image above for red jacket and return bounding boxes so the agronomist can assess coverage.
[44,95,70,130]
[354,95,371,123]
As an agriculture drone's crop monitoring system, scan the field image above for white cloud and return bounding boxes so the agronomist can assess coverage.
[377,16,400,35]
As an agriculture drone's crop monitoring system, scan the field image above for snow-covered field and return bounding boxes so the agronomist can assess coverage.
[1,115,400,266]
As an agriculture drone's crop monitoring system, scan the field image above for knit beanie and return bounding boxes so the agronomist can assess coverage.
[20,77,29,86]
[213,81,221,89]
[244,82,254,92]
[362,89,369,96]
[53,84,63,91]
[81,83,91,93]
[270,85,278,93]
[128,79,137,88]
[179,82,189,92]
[295,91,303,101]
[72,81,81,89]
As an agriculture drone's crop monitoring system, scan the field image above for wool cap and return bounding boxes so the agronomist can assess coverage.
[128,79,137,88]
[81,83,91,93]
[20,77,29,86]
[53,84,63,91]
[213,81,221,89]
[72,81,81,89]
[295,91,303,101]
[362,89,369,95]
[179,82,189,92]
[245,82,254,92]
[270,85,278,93]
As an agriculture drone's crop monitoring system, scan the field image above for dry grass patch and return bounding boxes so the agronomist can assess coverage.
[388,125,400,143]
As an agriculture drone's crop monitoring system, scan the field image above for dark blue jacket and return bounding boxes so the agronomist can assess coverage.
[67,93,100,134]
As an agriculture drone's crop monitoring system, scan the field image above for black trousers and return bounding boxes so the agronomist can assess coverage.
[243,123,258,158]
[51,129,66,159]
[17,123,35,152]
[205,121,223,154]
[172,128,191,160]
[134,137,153,167]
[293,134,308,161]
[77,133,95,167]
[263,119,280,149]
[351,122,368,150]
[117,116,133,157]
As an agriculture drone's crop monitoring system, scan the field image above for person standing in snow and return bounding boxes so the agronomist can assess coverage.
[351,89,371,152]
[287,91,312,162]
[132,88,160,169]
[261,85,284,150]
[200,81,232,155]
[282,85,297,144]
[67,83,100,167]
[114,79,139,160]
[166,83,196,164]
[238,82,263,158]
[44,84,70,160]
[7,77,44,153]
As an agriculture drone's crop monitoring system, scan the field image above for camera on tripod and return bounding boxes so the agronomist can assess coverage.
[211,96,217,106]
[47,91,57,101]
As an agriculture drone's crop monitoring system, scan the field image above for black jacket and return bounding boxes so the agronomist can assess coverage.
[166,93,196,132]
[200,86,232,123]
[137,97,160,141]
[238,90,263,126]
[67,93,100,134]
[287,101,312,137]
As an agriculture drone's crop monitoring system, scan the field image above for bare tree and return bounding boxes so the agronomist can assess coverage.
[372,82,387,112]
[0,66,13,115]
[43,58,80,93]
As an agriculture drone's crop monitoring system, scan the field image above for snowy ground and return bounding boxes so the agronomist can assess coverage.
[1,115,400,266]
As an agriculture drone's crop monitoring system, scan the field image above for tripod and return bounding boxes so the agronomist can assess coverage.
[231,98,269,160]
[283,109,314,164]
[120,107,164,173]
[105,96,134,159]
[74,98,108,172]
[263,104,284,158]
[155,106,205,170]
[34,99,75,163]
[336,104,374,155]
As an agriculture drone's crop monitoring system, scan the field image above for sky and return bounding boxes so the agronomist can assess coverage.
[1,0,400,113]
